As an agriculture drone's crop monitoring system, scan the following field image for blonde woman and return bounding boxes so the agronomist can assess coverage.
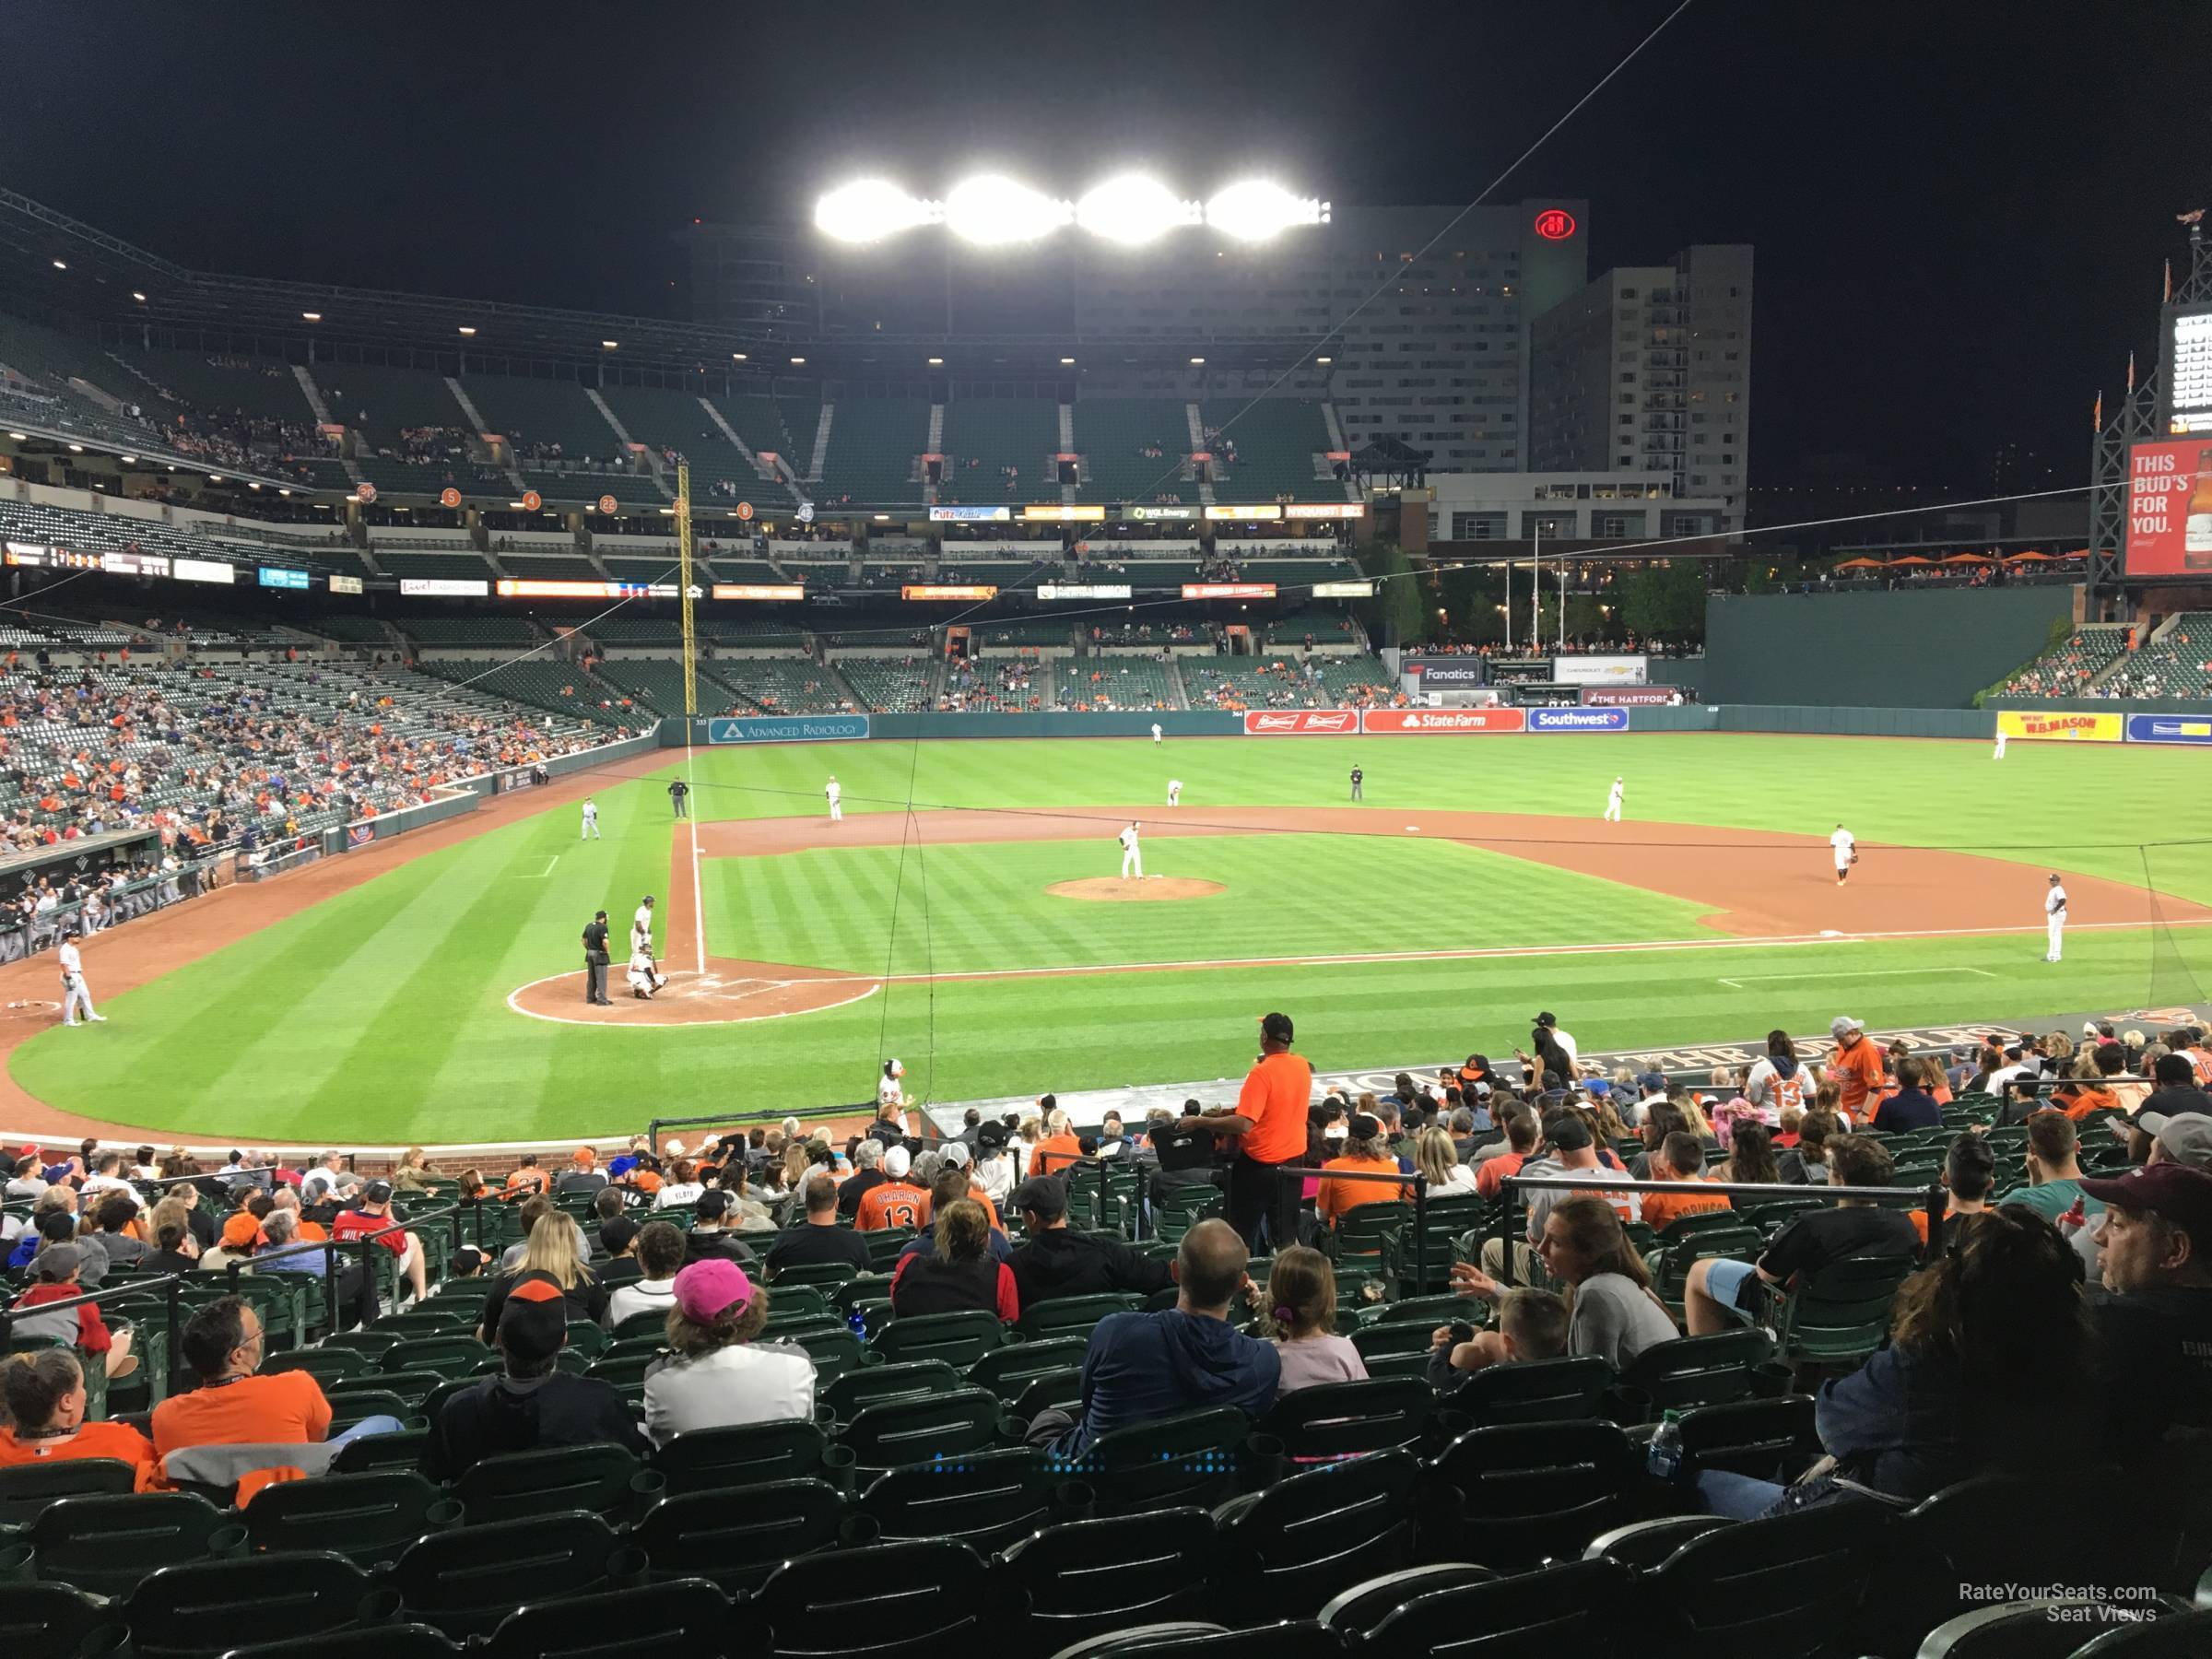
[478,1210,607,1336]
[1414,1125,1477,1194]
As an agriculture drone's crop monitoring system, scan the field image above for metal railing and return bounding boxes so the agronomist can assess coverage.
[1499,1171,1950,1260]
[221,1202,465,1328]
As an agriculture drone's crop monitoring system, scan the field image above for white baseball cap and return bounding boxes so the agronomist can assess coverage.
[884,1146,912,1178]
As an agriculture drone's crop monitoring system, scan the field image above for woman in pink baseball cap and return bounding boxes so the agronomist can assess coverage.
[641,1258,815,1446]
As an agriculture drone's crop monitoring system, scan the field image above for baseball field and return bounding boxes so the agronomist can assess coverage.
[4,729,2209,1146]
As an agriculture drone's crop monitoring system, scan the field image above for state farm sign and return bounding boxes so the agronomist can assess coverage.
[1361,708,1526,734]
[1242,710,1359,735]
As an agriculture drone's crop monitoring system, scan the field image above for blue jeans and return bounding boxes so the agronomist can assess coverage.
[329,1414,406,1447]
[1696,1467,1786,1519]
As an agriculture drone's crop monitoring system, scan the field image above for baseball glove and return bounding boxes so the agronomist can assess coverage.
[1850,852,1860,865]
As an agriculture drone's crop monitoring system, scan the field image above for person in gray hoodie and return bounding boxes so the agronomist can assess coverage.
[1031,1218,1279,1460]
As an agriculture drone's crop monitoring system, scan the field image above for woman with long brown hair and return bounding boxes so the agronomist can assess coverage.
[1717,1122,1782,1188]
[1442,1194,1679,1374]
[888,1199,1018,1320]
[1696,1207,2096,1518]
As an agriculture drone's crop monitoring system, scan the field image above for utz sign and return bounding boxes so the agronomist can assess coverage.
[1242,710,1359,735]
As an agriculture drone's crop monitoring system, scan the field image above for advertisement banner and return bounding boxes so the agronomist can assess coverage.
[257,568,310,590]
[1183,582,1277,599]
[2124,712,2212,746]
[1586,686,1683,706]
[1361,708,1525,734]
[903,584,997,600]
[1487,659,1554,686]
[1994,711,2124,744]
[173,558,237,585]
[328,574,365,594]
[711,583,805,601]
[101,550,171,578]
[2125,441,2212,575]
[399,577,489,597]
[707,714,871,745]
[929,505,1011,523]
[1549,654,1649,687]
[1035,584,1131,600]
[1021,504,1104,523]
[1242,710,1359,735]
[1128,505,1196,521]
[1205,504,1283,521]
[1311,580,1374,597]
[1402,659,1488,688]
[1285,502,1366,520]
[1528,706,1631,732]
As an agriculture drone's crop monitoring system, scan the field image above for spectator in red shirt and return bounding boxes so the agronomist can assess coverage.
[7,1244,135,1380]
[1475,1105,1540,1199]
[331,1181,427,1302]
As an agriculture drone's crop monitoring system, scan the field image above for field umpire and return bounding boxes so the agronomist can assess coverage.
[582,910,612,1006]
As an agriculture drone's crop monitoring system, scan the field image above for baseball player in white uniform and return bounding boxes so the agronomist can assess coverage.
[1151,723,1162,745]
[1830,825,1857,886]
[1603,776,1624,823]
[1994,729,2007,760]
[632,895,655,955]
[57,929,103,1026]
[1118,821,1144,880]
[1167,779,1182,807]
[826,776,842,822]
[581,797,601,840]
[626,943,667,998]
[879,1059,907,1113]
[2045,874,2068,961]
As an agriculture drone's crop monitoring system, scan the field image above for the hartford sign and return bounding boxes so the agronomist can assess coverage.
[1241,707,1625,735]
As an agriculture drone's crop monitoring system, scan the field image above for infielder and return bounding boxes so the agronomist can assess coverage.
[2045,874,2068,962]
[1167,778,1182,806]
[581,796,601,840]
[826,776,842,822]
[1830,824,1857,887]
[1603,776,1624,823]
[627,943,668,999]
[1151,723,1163,745]
[57,928,103,1026]
[1994,729,2008,760]
[632,894,655,955]
[1118,820,1144,879]
[1350,764,1364,802]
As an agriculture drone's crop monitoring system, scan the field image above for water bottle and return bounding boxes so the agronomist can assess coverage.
[848,1308,867,1338]
[1647,1409,1684,1482]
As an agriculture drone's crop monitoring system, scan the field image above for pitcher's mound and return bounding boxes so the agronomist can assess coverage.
[1046,877,1227,902]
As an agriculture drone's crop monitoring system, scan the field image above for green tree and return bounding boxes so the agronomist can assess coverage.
[1353,538,1422,648]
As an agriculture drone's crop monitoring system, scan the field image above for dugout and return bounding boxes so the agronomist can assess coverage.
[0,827,163,903]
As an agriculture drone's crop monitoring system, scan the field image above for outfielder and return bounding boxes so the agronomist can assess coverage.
[2045,874,2068,962]
[632,894,655,955]
[1151,723,1162,745]
[581,796,601,840]
[1994,729,2008,760]
[57,928,103,1026]
[627,942,668,999]
[1350,764,1364,802]
[826,776,842,822]
[1167,778,1182,806]
[1830,824,1857,887]
[1118,820,1144,879]
[1603,776,1624,823]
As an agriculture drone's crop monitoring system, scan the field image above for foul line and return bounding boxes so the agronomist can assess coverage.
[805,918,2190,986]
[516,855,559,879]
[1716,966,2001,989]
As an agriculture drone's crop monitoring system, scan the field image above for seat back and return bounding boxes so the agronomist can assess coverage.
[1778,1254,1914,1366]
[1083,1406,1250,1516]
[0,1457,139,1528]
[1349,1558,1633,1655]
[241,1469,452,1567]
[750,1538,991,1659]
[869,1310,1004,1370]
[451,1441,643,1524]
[995,1510,1218,1652]
[1618,1330,1772,1413]
[1255,1378,1432,1461]
[820,1358,962,1423]
[382,1335,493,1378]
[1423,1420,1641,1570]
[858,1446,1066,1552]
[648,1419,832,1497]
[629,1481,854,1594]
[964,1335,1090,1401]
[838,1384,1004,1471]
[766,1260,863,1292]
[477,1577,732,1659]
[1677,1395,1822,1483]
[123,1550,377,1659]
[1314,1564,1498,1639]
[1644,1502,1878,1657]
[0,1581,126,1658]
[1215,1450,1419,1619]
[1446,1355,1614,1427]
[1014,1294,1141,1342]
[28,1490,234,1600]
[384,1512,628,1640]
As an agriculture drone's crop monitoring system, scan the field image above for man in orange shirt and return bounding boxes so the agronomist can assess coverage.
[1030,1106,1083,1177]
[1181,1011,1312,1252]
[854,1145,930,1232]
[1640,1133,1735,1233]
[1828,1016,1885,1122]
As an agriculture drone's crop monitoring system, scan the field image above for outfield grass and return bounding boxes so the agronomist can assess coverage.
[12,731,2210,1143]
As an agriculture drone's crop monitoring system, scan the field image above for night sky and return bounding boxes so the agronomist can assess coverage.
[5,1,2206,494]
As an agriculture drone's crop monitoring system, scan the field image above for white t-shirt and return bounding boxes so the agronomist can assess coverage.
[1830,829,1855,865]
[654,1182,705,1209]
[642,1343,816,1448]
[1745,1058,1812,1118]
[2047,884,2068,916]
[1548,1027,1580,1065]
[606,1277,677,1328]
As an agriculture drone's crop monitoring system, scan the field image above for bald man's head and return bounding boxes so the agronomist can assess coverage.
[1176,1218,1250,1313]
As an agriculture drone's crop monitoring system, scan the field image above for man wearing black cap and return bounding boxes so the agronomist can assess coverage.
[423,1273,645,1479]
[332,1179,428,1305]
[2080,1163,2212,1442]
[581,911,612,1006]
[1181,1012,1312,1253]
[1007,1174,1176,1308]
[682,1189,756,1266]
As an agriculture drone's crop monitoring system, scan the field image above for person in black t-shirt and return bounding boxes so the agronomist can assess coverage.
[838,1139,888,1219]
[765,1172,873,1276]
[1684,1134,1921,1334]
[581,911,612,1006]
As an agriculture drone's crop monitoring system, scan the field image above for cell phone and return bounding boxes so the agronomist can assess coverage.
[1446,1322,1476,1347]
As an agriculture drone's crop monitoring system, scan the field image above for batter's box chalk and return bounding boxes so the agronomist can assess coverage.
[1819,929,1843,937]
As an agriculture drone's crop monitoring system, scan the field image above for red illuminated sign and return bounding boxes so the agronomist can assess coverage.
[1534,208,1577,241]
[1242,710,1359,735]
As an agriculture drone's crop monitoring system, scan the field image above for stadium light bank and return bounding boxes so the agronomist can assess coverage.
[815,175,1328,246]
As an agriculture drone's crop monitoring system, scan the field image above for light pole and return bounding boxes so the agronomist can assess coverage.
[1559,566,1569,651]
[1530,522,1542,653]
